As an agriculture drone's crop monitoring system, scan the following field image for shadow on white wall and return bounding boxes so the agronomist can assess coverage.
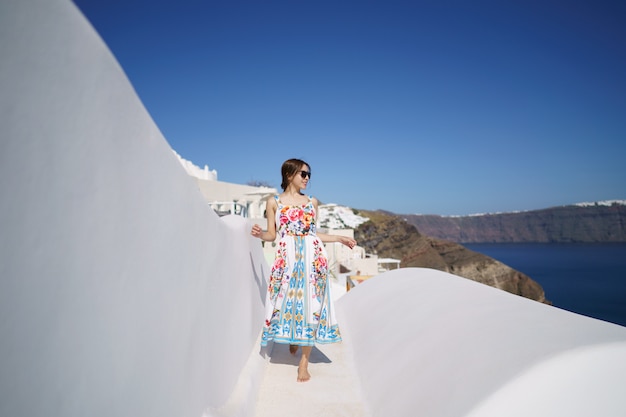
[0,0,268,416]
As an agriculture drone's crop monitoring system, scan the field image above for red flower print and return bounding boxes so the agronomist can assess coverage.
[287,207,303,222]
[273,257,285,269]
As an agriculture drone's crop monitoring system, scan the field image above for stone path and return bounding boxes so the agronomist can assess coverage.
[254,341,371,417]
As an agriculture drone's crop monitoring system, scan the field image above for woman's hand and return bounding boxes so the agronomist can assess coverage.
[251,224,263,239]
[338,236,357,249]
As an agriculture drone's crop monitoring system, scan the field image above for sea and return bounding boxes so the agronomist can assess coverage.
[464,243,626,328]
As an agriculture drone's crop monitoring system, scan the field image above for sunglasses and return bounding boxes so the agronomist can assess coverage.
[299,170,311,179]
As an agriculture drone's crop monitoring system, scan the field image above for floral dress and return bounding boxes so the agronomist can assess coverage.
[260,195,342,347]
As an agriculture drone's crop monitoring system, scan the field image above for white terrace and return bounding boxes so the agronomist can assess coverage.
[1,1,625,416]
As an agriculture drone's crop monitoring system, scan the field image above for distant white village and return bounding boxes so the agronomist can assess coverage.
[174,151,400,295]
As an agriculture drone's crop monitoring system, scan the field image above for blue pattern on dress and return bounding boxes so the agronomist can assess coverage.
[260,195,342,346]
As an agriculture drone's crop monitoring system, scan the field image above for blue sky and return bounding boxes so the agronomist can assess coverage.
[73,0,625,215]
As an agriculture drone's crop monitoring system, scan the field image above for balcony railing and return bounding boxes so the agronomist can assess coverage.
[209,201,248,217]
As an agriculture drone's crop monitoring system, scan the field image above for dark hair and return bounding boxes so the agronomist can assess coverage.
[280,158,310,191]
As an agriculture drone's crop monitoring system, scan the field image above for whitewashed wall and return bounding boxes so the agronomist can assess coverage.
[0,1,268,416]
[336,268,626,417]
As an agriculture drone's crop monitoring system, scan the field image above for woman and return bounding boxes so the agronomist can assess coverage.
[251,158,356,382]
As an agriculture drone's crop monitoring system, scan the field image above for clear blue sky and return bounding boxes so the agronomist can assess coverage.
[73,0,625,215]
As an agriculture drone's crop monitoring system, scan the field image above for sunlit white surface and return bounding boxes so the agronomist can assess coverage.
[336,268,626,417]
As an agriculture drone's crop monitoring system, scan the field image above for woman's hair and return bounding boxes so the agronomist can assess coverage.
[280,158,310,191]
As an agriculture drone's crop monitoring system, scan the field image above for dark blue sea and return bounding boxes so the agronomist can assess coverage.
[464,243,626,328]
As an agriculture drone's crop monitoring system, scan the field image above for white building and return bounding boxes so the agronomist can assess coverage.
[174,151,277,220]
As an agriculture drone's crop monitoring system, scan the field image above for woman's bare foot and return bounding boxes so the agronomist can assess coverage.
[297,365,311,382]
[289,344,299,355]
[297,346,313,382]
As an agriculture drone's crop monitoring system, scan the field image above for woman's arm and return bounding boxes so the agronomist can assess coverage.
[251,196,277,242]
[316,231,357,249]
[312,197,357,249]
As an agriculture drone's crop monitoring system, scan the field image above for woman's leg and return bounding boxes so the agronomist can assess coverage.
[297,346,312,382]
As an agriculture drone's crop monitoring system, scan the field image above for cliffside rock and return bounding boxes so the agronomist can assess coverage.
[403,202,626,243]
[354,210,548,303]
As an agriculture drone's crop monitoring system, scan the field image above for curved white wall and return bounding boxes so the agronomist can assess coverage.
[0,1,268,416]
[336,268,626,417]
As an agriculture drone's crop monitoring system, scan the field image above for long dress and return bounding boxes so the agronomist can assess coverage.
[260,195,342,347]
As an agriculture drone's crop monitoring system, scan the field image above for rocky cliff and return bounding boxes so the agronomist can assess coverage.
[354,210,548,304]
[402,201,626,243]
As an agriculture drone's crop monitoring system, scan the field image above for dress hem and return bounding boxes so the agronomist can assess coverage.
[260,337,343,347]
